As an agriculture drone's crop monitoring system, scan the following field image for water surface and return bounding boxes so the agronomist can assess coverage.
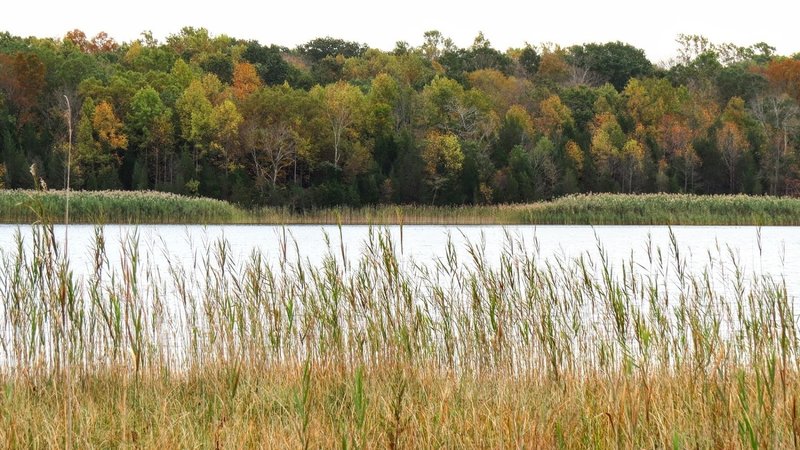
[0,224,797,296]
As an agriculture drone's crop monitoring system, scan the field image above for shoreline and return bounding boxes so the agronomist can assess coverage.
[2,190,800,226]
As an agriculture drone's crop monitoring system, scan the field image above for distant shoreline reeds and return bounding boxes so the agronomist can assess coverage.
[0,189,244,224]
[3,190,800,225]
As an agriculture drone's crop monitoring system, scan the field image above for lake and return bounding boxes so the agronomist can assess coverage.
[0,224,797,297]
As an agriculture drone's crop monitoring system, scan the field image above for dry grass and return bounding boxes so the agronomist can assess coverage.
[3,366,798,448]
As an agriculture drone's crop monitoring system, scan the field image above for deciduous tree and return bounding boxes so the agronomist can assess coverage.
[231,62,262,101]
[312,81,364,169]
[422,131,463,203]
[536,95,574,147]
[569,42,652,91]
[209,99,243,172]
[750,94,800,194]
[244,120,302,189]
[716,121,748,191]
[127,86,170,188]
[658,115,699,191]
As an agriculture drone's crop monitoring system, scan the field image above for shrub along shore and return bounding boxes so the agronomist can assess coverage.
[3,190,800,225]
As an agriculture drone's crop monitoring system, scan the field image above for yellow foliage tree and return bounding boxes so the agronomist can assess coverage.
[422,131,464,203]
[716,121,749,191]
[536,95,573,146]
[93,101,128,151]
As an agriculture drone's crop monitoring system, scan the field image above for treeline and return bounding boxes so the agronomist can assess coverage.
[0,28,799,207]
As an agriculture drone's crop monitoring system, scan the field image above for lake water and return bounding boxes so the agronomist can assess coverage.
[0,224,798,296]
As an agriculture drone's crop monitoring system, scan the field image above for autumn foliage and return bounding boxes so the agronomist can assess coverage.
[0,28,799,205]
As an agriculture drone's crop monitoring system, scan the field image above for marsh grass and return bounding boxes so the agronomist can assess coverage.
[5,191,800,225]
[251,204,525,225]
[251,193,800,225]
[0,212,798,447]
[523,193,800,225]
[0,190,245,224]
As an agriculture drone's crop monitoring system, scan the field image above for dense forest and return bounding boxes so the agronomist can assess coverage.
[0,28,798,207]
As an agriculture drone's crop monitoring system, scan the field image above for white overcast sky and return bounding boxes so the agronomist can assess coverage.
[2,0,799,63]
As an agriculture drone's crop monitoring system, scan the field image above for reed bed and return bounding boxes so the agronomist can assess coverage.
[257,193,800,225]
[252,203,525,225]
[0,190,245,224]
[245,193,800,225]
[5,190,800,225]
[522,193,800,225]
[0,216,797,448]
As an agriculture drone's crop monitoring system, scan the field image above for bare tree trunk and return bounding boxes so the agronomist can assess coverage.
[328,116,343,169]
[774,145,780,196]
[628,167,634,193]
[783,129,789,195]
[729,168,735,193]
[155,147,159,188]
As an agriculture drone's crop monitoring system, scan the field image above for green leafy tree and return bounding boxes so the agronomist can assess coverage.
[241,41,292,85]
[126,86,170,189]
[519,44,541,77]
[175,80,214,174]
[569,42,653,91]
[493,105,534,166]
[299,37,367,63]
[73,97,97,187]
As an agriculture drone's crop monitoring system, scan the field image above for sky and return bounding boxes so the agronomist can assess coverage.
[2,0,799,63]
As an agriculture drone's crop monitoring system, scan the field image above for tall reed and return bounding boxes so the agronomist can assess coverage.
[0,189,244,224]
[0,220,796,447]
[6,191,800,225]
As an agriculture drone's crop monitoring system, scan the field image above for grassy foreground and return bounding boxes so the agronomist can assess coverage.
[4,190,800,225]
[0,220,797,447]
